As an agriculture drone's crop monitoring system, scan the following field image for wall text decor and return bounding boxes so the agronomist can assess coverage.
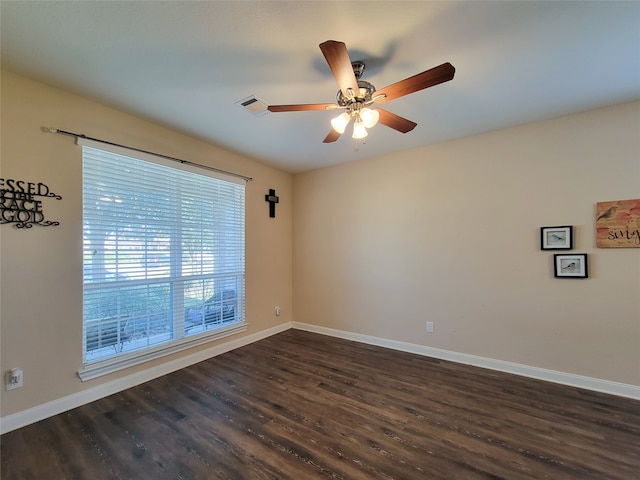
[596,199,640,248]
[0,178,62,228]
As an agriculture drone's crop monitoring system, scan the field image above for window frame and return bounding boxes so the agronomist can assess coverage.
[78,138,246,381]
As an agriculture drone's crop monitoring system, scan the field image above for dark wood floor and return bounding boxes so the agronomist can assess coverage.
[2,330,639,479]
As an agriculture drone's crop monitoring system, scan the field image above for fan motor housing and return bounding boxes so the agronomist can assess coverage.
[336,80,376,106]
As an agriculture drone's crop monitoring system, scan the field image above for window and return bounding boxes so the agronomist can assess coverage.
[80,138,245,379]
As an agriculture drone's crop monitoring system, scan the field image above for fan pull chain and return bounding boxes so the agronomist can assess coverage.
[353,138,367,151]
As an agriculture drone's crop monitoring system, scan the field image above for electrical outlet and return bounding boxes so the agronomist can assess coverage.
[5,368,23,391]
[426,322,435,333]
[275,306,281,316]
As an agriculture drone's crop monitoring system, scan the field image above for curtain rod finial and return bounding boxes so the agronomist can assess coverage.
[41,127,58,133]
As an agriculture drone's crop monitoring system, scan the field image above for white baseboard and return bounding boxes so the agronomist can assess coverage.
[0,322,292,434]
[3,320,638,435]
[293,322,640,400]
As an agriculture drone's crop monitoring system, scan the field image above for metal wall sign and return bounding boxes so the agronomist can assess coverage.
[0,178,62,228]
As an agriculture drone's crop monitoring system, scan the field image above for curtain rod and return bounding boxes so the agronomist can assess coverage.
[41,127,253,182]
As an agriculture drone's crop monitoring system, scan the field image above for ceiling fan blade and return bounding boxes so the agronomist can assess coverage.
[319,40,359,98]
[323,129,342,143]
[376,108,417,133]
[268,103,337,112]
[375,62,455,104]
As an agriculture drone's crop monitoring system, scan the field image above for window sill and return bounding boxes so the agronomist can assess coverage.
[78,322,247,381]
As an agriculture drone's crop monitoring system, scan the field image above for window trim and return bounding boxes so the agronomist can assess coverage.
[78,321,247,381]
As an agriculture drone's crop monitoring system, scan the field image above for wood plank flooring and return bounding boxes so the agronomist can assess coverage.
[2,329,639,479]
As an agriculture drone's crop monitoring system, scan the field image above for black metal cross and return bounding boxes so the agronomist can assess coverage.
[265,189,279,218]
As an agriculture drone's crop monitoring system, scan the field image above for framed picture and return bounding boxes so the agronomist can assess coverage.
[554,253,588,278]
[541,226,573,250]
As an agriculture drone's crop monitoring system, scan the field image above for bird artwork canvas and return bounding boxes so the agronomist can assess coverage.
[595,199,640,248]
[541,226,573,250]
[554,253,588,278]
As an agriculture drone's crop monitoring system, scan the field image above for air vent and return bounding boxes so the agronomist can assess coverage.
[235,95,269,117]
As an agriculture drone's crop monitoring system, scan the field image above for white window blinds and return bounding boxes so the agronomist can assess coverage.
[80,138,245,377]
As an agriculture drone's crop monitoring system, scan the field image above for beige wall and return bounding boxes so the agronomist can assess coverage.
[0,71,293,417]
[293,101,640,386]
[2,69,638,422]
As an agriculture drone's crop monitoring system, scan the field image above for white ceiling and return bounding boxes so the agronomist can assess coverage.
[2,1,639,173]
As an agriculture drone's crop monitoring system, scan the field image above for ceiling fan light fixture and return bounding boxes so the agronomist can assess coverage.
[331,112,351,134]
[352,119,368,139]
[360,107,379,128]
[268,40,455,144]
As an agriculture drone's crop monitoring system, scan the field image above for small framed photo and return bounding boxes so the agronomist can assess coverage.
[541,226,573,250]
[554,253,588,278]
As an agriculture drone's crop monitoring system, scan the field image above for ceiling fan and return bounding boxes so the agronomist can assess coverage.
[267,40,455,143]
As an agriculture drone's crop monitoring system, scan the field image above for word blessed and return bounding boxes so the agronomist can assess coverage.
[0,178,62,228]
